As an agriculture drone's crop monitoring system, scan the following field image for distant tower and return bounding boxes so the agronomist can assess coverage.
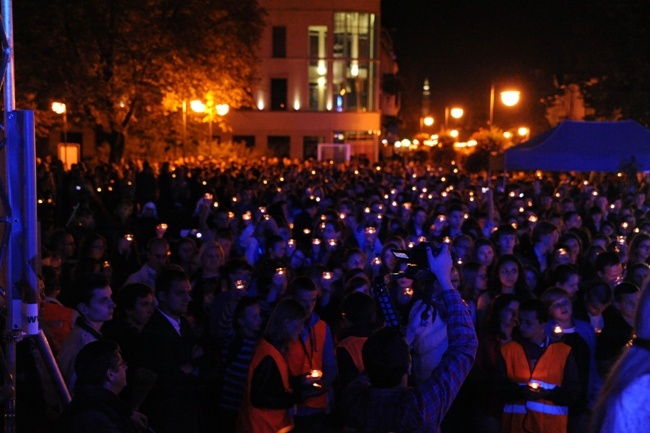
[422,78,431,117]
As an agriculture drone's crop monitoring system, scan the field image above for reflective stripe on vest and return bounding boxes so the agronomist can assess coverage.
[503,404,527,414]
[504,401,569,416]
[526,401,569,416]
[517,380,557,390]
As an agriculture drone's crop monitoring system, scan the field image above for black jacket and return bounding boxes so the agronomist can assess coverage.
[57,384,134,433]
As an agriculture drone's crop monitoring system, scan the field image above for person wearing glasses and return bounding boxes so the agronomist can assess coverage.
[57,340,148,433]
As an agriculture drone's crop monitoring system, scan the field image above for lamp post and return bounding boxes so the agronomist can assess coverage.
[486,85,520,225]
[517,126,530,141]
[488,85,520,127]
[51,102,67,144]
[191,99,229,158]
[444,106,464,130]
[421,115,434,133]
[182,101,187,159]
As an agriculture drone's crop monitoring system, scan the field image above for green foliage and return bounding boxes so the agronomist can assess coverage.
[14,0,265,162]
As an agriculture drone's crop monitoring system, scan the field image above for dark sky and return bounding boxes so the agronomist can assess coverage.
[380,0,615,135]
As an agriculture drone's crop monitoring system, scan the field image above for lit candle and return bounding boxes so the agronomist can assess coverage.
[310,369,323,379]
[322,272,333,280]
[528,381,540,390]
[554,325,563,335]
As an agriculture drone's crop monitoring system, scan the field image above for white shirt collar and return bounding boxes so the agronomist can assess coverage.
[158,308,181,336]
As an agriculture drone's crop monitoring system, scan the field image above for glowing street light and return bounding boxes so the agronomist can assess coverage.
[191,99,229,157]
[501,91,520,107]
[489,85,520,126]
[450,107,464,119]
[215,104,229,116]
[190,99,206,113]
[444,106,464,129]
[518,126,530,140]
[51,101,67,144]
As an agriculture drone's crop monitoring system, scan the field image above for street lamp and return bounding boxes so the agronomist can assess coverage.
[182,101,187,158]
[51,101,67,144]
[444,106,464,130]
[517,126,530,141]
[488,85,520,127]
[191,99,229,158]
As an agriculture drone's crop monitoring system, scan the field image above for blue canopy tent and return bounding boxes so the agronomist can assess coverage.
[502,120,650,172]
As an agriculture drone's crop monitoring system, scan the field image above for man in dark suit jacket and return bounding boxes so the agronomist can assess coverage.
[134,265,201,433]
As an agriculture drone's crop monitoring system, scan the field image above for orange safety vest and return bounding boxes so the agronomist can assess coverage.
[238,339,294,433]
[336,335,367,373]
[500,340,572,433]
[40,302,75,355]
[286,319,328,409]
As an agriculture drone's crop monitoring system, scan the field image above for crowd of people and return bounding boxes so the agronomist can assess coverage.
[14,154,650,432]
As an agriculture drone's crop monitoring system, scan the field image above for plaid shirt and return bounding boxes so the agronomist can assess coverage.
[342,286,477,433]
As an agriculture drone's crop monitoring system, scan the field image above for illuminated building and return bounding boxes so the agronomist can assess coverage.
[225,0,384,161]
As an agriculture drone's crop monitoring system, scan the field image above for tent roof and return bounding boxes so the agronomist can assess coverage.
[503,120,650,172]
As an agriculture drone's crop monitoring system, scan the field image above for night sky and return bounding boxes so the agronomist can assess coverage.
[381,0,639,135]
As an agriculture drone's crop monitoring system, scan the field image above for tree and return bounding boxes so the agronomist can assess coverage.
[462,127,511,174]
[14,0,265,162]
[540,1,650,126]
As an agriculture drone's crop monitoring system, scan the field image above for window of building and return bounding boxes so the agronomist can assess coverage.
[332,12,377,112]
[233,135,255,148]
[271,79,288,111]
[303,136,325,159]
[308,26,328,111]
[268,136,291,158]
[272,26,286,58]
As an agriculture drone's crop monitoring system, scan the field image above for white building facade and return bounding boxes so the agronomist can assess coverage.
[225,0,382,161]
